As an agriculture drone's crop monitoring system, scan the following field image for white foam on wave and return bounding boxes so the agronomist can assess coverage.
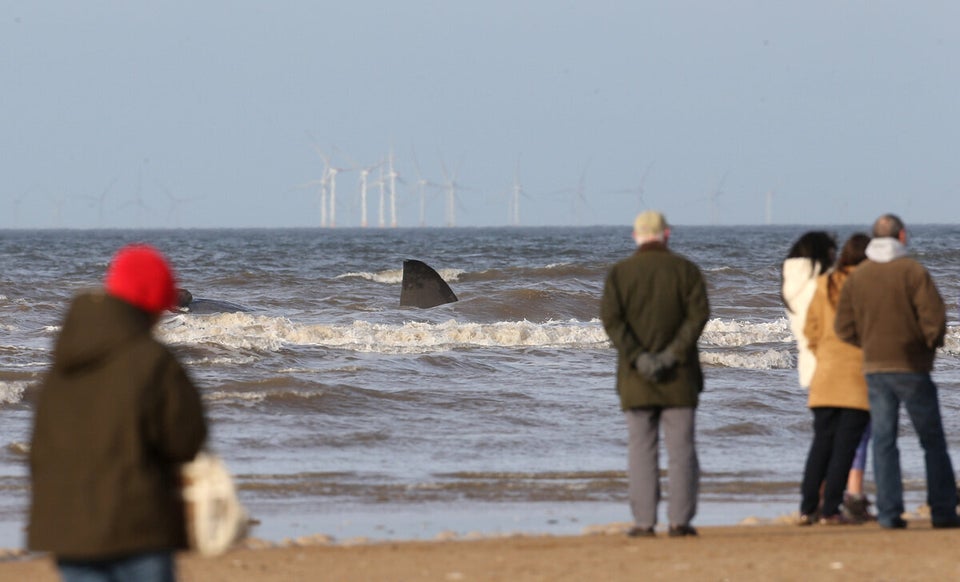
[0,382,27,406]
[205,389,323,404]
[701,318,792,347]
[181,355,259,366]
[940,326,960,356]
[336,269,404,284]
[205,390,269,404]
[161,313,609,353]
[701,349,794,370]
[158,314,805,357]
[335,267,464,285]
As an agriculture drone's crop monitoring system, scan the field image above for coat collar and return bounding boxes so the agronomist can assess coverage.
[636,241,668,253]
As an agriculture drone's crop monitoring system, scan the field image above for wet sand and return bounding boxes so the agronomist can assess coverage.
[2,520,959,581]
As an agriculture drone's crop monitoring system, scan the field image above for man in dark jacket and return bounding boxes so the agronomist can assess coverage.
[601,211,710,538]
[835,213,959,530]
[29,244,208,582]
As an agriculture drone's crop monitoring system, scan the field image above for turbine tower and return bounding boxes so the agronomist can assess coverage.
[315,148,350,228]
[387,149,400,227]
[709,172,728,226]
[338,148,379,228]
[439,156,465,228]
[83,177,118,228]
[510,159,524,226]
[411,148,435,227]
[376,165,386,228]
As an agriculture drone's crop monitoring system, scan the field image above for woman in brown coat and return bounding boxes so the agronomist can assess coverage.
[798,233,871,525]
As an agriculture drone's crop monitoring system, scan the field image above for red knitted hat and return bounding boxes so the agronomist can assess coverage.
[104,244,178,314]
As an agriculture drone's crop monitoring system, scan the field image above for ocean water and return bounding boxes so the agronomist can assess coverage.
[2,224,960,548]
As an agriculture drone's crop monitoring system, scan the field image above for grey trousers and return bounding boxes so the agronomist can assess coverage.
[625,407,699,528]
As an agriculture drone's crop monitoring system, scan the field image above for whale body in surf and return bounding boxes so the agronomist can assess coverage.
[175,288,250,314]
[400,260,458,308]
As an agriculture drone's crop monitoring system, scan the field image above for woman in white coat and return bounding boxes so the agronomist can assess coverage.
[781,231,837,388]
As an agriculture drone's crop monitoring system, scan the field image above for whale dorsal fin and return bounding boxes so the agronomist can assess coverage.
[400,260,458,308]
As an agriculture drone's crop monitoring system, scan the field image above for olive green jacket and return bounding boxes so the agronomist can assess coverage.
[29,292,207,559]
[601,242,710,410]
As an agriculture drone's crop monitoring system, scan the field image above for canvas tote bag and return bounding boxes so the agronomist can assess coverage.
[181,451,249,556]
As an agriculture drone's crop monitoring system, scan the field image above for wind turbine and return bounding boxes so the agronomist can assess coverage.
[507,158,532,226]
[386,148,401,227]
[439,155,468,227]
[708,172,728,225]
[83,177,118,228]
[121,160,151,227]
[303,134,332,227]
[314,148,350,228]
[611,161,654,213]
[554,161,592,225]
[337,148,379,228]
[411,148,437,227]
[306,145,330,227]
[375,165,387,228]
[157,180,200,228]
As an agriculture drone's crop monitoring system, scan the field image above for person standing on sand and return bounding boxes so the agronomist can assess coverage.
[28,244,208,582]
[835,214,960,530]
[799,233,871,525]
[601,211,710,538]
[782,230,872,520]
[781,231,837,390]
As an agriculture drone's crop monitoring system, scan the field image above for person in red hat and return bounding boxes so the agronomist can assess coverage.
[28,244,208,582]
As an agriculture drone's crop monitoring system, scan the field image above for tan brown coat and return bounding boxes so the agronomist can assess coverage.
[803,272,869,410]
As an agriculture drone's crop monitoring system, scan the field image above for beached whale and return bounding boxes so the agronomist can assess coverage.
[175,288,250,314]
[400,260,458,308]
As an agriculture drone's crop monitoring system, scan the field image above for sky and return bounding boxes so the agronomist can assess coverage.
[2,1,959,229]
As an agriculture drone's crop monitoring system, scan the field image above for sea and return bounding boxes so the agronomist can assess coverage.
[3,224,960,549]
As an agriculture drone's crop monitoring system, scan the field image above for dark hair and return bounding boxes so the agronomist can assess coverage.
[785,231,837,267]
[827,233,870,307]
[781,231,837,310]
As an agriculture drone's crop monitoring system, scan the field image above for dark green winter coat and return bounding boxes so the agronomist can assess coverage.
[601,242,710,410]
[28,292,207,559]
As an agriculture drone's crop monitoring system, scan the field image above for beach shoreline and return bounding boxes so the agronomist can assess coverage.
[0,497,810,553]
[2,518,958,581]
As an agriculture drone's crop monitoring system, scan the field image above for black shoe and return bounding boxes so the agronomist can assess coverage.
[627,526,655,538]
[932,518,960,529]
[797,514,817,526]
[668,524,698,537]
[880,518,907,529]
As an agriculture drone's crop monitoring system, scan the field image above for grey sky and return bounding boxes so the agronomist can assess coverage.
[3,2,958,229]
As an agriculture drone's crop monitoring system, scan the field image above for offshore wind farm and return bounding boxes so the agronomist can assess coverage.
[4,143,673,230]
[3,4,958,229]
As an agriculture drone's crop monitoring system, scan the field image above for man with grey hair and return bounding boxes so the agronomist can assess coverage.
[835,213,960,529]
[600,210,710,537]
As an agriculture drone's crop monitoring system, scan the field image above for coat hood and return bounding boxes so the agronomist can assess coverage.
[53,292,155,374]
[782,258,822,310]
[865,237,908,263]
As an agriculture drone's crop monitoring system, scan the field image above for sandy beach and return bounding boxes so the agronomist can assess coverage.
[2,519,959,582]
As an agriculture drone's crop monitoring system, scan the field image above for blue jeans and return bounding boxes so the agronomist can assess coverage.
[57,551,175,582]
[867,372,958,527]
